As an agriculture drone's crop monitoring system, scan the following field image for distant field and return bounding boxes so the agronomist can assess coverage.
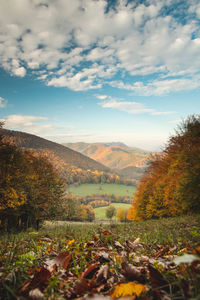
[68,183,136,197]
[94,203,131,220]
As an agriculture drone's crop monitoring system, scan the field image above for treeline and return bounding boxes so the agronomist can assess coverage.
[128,115,200,220]
[66,193,131,209]
[0,123,66,231]
[64,168,136,186]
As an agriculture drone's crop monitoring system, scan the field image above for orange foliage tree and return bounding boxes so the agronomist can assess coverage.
[128,115,200,220]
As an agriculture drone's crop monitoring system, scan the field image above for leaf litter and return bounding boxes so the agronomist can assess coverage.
[1,223,200,299]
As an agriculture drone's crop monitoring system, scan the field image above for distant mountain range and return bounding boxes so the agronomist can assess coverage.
[0,129,109,174]
[63,142,151,180]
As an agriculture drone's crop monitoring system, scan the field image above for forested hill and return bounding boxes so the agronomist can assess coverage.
[63,142,150,180]
[63,142,150,169]
[0,129,109,173]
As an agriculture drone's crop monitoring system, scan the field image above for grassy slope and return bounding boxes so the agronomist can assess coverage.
[94,203,131,220]
[68,183,136,197]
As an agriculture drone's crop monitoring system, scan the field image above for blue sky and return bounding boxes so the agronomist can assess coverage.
[0,0,200,151]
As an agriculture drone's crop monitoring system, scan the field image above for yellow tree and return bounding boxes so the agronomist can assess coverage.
[116,208,125,222]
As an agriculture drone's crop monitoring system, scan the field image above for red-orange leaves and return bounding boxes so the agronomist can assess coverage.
[82,263,99,279]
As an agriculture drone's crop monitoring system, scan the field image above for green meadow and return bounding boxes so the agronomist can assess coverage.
[68,183,136,197]
[94,202,131,220]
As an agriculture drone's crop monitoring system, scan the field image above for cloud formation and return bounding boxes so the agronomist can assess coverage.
[1,0,200,94]
[0,97,7,108]
[98,96,175,115]
[1,114,57,135]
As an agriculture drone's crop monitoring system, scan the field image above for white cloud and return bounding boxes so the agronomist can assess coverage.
[2,114,57,135]
[0,0,200,93]
[110,76,200,96]
[95,94,108,100]
[0,97,7,108]
[99,97,175,115]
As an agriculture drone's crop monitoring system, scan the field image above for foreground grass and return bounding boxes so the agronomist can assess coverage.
[68,183,136,196]
[0,215,200,299]
[94,203,131,220]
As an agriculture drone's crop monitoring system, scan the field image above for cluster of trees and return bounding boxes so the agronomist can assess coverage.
[105,205,130,222]
[64,194,95,221]
[75,193,132,208]
[0,123,66,231]
[127,115,200,220]
[65,169,136,186]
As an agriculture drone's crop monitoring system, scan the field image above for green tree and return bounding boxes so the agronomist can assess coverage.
[106,204,116,220]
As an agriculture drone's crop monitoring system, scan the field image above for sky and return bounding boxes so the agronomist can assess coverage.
[0,0,200,151]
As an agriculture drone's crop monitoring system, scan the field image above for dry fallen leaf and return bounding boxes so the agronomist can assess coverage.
[29,267,51,291]
[74,278,89,296]
[111,282,147,299]
[121,261,145,283]
[148,264,169,292]
[82,263,99,279]
[96,264,109,282]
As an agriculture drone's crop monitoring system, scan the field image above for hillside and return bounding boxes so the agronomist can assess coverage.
[117,165,146,180]
[0,129,116,185]
[63,142,150,179]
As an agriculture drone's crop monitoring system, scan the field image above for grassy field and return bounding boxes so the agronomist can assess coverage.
[94,203,131,220]
[1,215,200,299]
[68,183,136,196]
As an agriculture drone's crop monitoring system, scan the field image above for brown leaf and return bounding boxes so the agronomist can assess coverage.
[82,263,99,279]
[121,261,145,282]
[98,251,110,263]
[63,254,71,269]
[74,278,89,296]
[53,251,70,267]
[29,267,51,290]
[45,251,71,271]
[96,264,109,282]
[148,264,169,292]
[126,239,143,251]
